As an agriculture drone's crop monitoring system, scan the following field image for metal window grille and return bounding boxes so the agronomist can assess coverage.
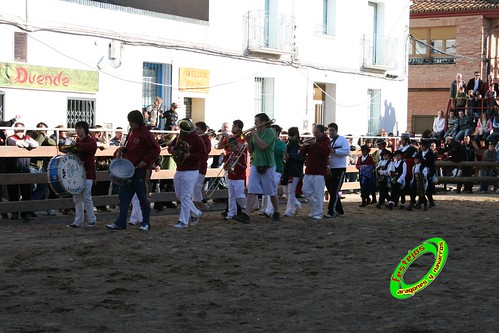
[367,89,381,136]
[254,77,274,118]
[67,98,96,128]
[0,91,4,121]
[142,62,172,128]
[14,32,27,63]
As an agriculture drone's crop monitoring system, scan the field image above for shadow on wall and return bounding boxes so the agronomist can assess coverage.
[381,99,397,134]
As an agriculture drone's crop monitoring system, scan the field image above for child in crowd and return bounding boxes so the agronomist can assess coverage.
[388,150,407,209]
[224,137,247,220]
[375,149,392,209]
[356,144,375,207]
[407,154,428,211]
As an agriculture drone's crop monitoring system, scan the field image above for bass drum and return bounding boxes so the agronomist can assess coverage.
[47,155,86,195]
[109,158,135,186]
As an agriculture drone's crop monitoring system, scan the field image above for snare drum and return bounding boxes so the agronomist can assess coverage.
[109,158,135,185]
[47,155,86,195]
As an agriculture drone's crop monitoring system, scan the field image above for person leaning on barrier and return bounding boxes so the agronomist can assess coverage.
[6,122,39,220]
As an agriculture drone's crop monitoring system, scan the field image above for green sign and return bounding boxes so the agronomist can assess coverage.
[390,237,448,299]
[0,62,99,93]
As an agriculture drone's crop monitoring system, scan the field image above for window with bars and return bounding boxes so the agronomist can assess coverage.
[67,98,96,128]
[254,77,274,118]
[142,62,172,128]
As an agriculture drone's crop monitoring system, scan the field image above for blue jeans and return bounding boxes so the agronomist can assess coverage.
[114,168,151,229]
[454,129,470,142]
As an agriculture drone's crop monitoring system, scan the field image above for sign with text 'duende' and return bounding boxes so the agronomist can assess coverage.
[179,67,210,94]
[0,62,99,93]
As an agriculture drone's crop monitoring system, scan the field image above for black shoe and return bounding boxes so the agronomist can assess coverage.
[20,213,33,221]
[272,212,280,222]
[406,205,413,211]
[66,223,80,228]
[262,212,272,218]
[234,213,250,224]
[428,202,436,208]
[375,204,382,209]
[414,204,422,209]
[221,210,228,217]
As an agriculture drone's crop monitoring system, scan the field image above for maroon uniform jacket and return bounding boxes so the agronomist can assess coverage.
[124,125,161,169]
[173,132,207,172]
[300,134,331,176]
[74,135,98,180]
[199,134,212,175]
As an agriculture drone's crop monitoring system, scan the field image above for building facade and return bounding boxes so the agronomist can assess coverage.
[0,0,409,136]
[409,0,499,134]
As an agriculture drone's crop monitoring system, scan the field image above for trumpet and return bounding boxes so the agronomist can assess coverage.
[241,118,276,136]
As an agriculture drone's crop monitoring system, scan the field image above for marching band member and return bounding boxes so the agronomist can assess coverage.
[388,150,407,209]
[224,137,247,220]
[325,123,350,218]
[106,110,160,231]
[399,133,417,206]
[356,144,375,207]
[193,121,211,212]
[170,119,207,229]
[283,127,304,217]
[261,124,286,218]
[300,124,331,220]
[66,121,98,228]
[234,113,278,223]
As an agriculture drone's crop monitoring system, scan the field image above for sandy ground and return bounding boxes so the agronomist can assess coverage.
[0,192,498,333]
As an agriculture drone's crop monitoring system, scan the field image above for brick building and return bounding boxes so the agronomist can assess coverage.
[409,0,499,134]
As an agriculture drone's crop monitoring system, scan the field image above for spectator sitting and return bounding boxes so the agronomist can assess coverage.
[432,111,446,141]
[444,110,458,139]
[454,110,472,142]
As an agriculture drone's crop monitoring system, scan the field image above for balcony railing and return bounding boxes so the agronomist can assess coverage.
[315,23,335,37]
[244,10,294,55]
[361,34,398,70]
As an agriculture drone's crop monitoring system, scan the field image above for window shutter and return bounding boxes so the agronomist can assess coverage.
[14,32,27,62]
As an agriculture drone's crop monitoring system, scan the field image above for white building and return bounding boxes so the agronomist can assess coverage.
[0,0,410,136]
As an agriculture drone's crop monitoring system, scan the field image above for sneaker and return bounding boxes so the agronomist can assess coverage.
[47,210,57,216]
[128,220,141,226]
[272,212,280,222]
[284,212,294,217]
[323,213,333,218]
[262,212,272,218]
[105,223,124,230]
[312,215,322,220]
[20,213,33,221]
[86,221,96,228]
[223,216,232,221]
[173,221,188,229]
[67,223,80,228]
[139,224,150,231]
[234,213,250,223]
[190,215,200,227]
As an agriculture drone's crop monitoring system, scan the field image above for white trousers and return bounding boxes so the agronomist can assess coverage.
[73,179,96,226]
[227,179,246,218]
[262,171,282,215]
[174,170,202,225]
[302,174,325,218]
[285,177,302,215]
[193,172,206,202]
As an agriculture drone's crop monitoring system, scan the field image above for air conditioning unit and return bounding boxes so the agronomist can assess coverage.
[109,41,121,60]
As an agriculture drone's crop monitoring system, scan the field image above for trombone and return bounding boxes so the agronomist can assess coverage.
[215,118,276,150]
[204,141,248,199]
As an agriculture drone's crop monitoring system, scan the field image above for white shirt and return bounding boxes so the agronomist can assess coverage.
[328,135,350,169]
[433,117,446,133]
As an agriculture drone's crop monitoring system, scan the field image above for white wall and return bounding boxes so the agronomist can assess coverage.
[0,0,409,137]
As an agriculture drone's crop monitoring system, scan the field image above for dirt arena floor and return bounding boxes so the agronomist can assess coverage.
[0,192,498,333]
